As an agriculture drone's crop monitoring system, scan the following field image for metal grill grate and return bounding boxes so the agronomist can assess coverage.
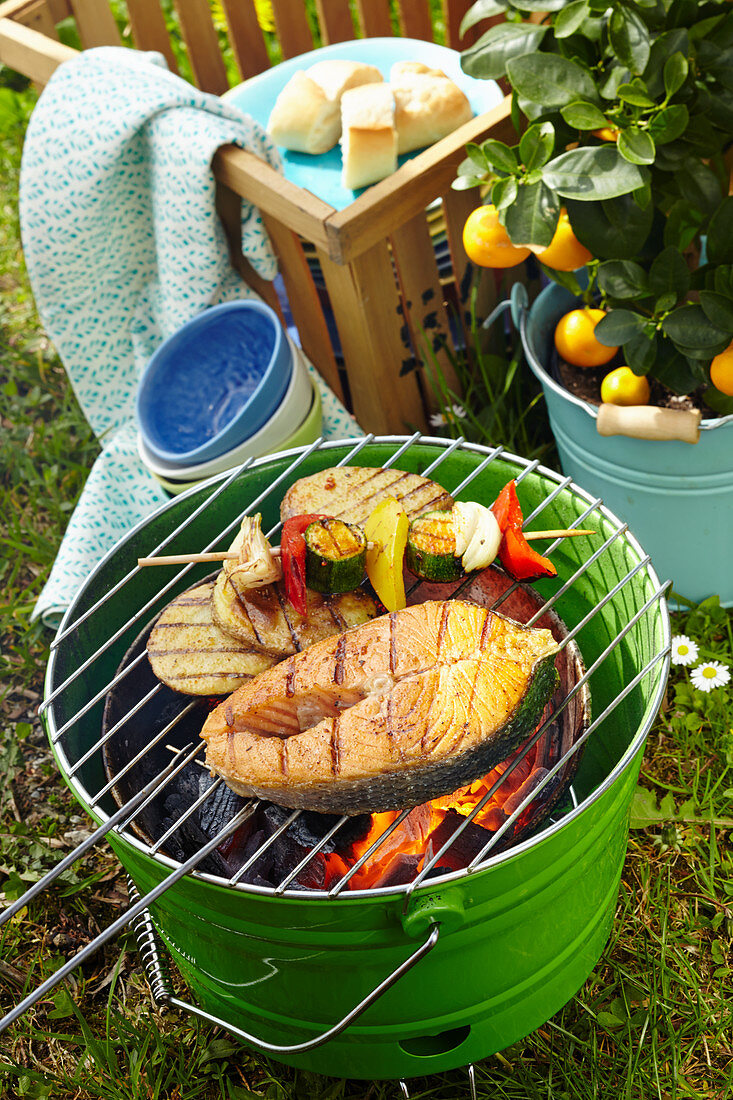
[0,434,671,1052]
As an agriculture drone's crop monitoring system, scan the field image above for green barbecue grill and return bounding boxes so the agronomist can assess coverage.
[1,436,670,1087]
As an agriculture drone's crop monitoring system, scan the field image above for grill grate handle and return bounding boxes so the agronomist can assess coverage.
[128,876,441,1056]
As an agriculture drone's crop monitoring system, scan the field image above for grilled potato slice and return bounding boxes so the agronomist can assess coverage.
[212,572,378,652]
[280,466,454,526]
[147,580,277,695]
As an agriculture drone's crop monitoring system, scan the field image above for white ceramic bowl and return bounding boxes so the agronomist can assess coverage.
[138,334,313,480]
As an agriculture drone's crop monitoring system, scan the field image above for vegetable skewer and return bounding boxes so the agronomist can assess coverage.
[137,528,592,567]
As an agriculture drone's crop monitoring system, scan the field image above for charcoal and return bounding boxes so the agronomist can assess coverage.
[157,810,231,876]
[261,804,371,853]
[198,776,248,837]
[370,853,420,888]
[426,810,492,871]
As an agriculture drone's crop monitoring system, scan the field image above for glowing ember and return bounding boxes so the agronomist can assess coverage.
[323,736,550,891]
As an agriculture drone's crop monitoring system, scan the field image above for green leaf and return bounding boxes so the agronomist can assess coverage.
[648,104,688,145]
[649,247,690,300]
[598,260,650,299]
[480,139,518,175]
[543,145,647,201]
[566,193,654,258]
[663,199,703,251]
[662,305,729,350]
[554,0,590,38]
[597,1011,626,1030]
[460,0,509,35]
[519,122,555,171]
[461,22,547,80]
[630,786,676,828]
[700,291,733,334]
[505,53,599,109]
[654,341,704,395]
[703,387,733,415]
[663,51,688,97]
[706,197,733,264]
[677,160,726,218]
[491,174,518,211]
[464,144,489,172]
[624,330,657,374]
[594,309,646,346]
[452,174,485,191]
[617,81,656,108]
[609,6,651,74]
[503,180,559,248]
[560,100,608,130]
[618,128,656,166]
[643,28,689,97]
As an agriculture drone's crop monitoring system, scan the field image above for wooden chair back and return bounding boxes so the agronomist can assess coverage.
[0,0,519,434]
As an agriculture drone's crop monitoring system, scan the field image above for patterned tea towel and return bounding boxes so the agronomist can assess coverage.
[19,47,362,629]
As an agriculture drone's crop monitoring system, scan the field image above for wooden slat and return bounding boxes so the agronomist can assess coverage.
[0,16,76,83]
[444,0,491,49]
[355,0,392,37]
[441,184,501,354]
[126,0,179,75]
[270,0,313,59]
[325,96,515,264]
[396,0,433,41]
[317,241,428,434]
[215,179,284,318]
[219,0,270,81]
[173,0,229,94]
[213,145,336,251]
[262,214,345,403]
[315,0,354,45]
[390,211,462,407]
[4,0,59,44]
[68,0,119,47]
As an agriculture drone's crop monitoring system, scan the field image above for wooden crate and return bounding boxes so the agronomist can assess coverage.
[0,0,518,434]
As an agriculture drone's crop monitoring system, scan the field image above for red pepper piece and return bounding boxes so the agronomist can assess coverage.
[280,514,329,616]
[491,479,557,582]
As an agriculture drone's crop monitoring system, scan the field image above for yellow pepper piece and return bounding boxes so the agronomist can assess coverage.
[363,497,409,612]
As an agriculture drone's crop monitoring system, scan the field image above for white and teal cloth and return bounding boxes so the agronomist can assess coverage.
[19,46,362,627]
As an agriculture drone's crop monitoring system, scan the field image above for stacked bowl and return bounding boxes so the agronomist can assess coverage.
[136,300,322,494]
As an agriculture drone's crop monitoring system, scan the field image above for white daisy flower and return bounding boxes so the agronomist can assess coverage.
[451,403,467,419]
[670,635,699,666]
[429,412,446,428]
[690,661,731,693]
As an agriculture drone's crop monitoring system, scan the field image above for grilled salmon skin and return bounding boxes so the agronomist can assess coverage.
[280,466,454,526]
[201,600,560,813]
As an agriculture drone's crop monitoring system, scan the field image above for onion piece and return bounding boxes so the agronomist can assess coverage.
[453,501,502,572]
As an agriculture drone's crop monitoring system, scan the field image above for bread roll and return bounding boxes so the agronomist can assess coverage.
[390,60,447,81]
[306,59,383,102]
[267,71,341,154]
[340,83,398,190]
[391,73,473,154]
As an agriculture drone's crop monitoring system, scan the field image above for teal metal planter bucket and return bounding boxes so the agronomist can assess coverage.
[42,438,670,1081]
[516,282,733,607]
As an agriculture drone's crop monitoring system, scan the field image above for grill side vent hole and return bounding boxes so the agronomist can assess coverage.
[399,1025,471,1058]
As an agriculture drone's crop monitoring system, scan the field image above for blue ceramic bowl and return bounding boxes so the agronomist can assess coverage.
[136,300,293,466]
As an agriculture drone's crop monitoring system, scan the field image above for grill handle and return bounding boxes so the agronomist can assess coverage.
[128,878,441,1056]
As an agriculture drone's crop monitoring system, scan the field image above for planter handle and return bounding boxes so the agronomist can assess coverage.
[128,876,441,1056]
[597,403,702,444]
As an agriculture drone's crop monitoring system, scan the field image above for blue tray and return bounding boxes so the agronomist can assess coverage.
[222,38,503,212]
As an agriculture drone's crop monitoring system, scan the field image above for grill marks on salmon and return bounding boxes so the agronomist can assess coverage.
[201,601,560,813]
[148,579,379,696]
[279,467,454,527]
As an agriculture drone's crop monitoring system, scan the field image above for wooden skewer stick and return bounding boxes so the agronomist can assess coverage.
[524,528,595,541]
[137,530,594,567]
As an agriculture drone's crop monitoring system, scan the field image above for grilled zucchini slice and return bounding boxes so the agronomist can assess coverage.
[304,518,366,593]
[406,509,463,582]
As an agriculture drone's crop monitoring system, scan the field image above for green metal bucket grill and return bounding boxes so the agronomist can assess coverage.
[14,437,669,1083]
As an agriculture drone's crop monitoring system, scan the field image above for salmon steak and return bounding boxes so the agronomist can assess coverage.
[201,600,560,814]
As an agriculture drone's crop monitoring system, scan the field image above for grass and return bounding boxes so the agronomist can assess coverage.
[1,57,732,1100]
